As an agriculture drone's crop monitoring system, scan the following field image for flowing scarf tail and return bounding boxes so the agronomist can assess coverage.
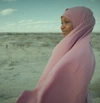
[16,89,38,103]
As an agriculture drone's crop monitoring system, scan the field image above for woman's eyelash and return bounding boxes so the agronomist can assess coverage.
[65,21,70,23]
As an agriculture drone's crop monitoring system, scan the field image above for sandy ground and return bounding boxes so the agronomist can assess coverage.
[0,33,100,103]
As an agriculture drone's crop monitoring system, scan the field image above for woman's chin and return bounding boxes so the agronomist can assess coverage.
[62,33,67,37]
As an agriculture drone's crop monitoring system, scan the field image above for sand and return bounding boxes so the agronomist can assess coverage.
[0,33,100,103]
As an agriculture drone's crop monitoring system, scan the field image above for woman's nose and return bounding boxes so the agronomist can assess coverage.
[61,24,65,29]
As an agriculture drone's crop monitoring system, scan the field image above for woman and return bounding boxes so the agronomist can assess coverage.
[16,6,96,103]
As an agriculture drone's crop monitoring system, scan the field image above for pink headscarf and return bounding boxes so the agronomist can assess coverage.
[16,6,95,103]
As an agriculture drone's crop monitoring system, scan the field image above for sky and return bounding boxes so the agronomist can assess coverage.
[0,0,100,33]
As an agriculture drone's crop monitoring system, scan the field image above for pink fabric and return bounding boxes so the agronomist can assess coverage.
[16,6,95,103]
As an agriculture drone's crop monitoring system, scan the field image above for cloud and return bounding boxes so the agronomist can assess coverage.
[0,20,59,32]
[33,25,41,29]
[33,24,55,30]
[19,20,25,23]
[95,17,100,20]
[0,8,17,16]
[6,23,16,26]
[95,17,100,24]
[34,20,58,24]
[18,20,34,25]
[27,20,33,22]
[18,20,59,26]
[2,0,16,1]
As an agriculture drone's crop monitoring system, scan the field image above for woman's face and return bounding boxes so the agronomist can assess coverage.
[61,16,74,37]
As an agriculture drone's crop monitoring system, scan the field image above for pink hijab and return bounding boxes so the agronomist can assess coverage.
[16,6,95,103]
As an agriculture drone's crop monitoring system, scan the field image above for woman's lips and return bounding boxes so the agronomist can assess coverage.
[62,31,67,34]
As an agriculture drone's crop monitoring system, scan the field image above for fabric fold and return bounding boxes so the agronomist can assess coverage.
[16,6,96,103]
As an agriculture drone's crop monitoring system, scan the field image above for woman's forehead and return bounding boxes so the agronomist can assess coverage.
[61,16,71,21]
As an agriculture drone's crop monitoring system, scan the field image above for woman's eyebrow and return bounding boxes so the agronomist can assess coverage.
[61,20,70,22]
